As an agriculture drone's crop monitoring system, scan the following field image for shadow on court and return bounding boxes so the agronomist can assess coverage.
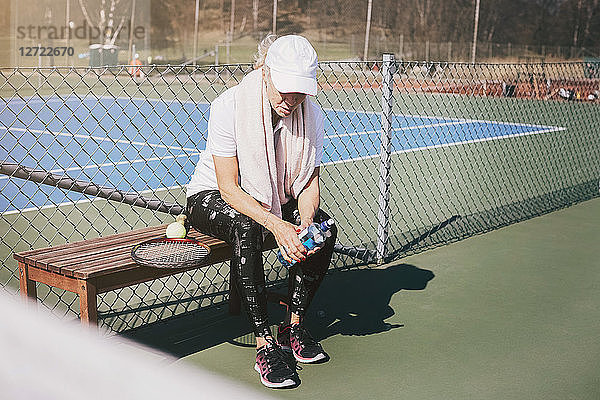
[306,263,434,339]
[121,263,434,358]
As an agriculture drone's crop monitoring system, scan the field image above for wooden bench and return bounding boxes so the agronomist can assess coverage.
[14,225,277,327]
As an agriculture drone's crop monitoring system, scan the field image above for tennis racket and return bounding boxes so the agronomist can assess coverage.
[131,237,211,269]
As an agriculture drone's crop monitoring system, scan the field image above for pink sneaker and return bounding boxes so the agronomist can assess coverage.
[254,341,300,388]
[278,323,328,363]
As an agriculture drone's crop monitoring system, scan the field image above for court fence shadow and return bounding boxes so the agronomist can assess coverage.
[121,263,434,358]
[345,179,600,266]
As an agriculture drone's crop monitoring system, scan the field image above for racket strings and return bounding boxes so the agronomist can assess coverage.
[133,240,209,267]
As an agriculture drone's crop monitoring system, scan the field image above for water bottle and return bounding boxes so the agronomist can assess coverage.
[277,219,335,268]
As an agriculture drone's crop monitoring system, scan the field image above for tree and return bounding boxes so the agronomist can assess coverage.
[77,0,132,45]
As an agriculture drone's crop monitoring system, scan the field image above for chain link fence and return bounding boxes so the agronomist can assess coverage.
[1,59,599,332]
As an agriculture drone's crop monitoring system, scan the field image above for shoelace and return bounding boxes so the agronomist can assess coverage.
[264,337,301,371]
[291,324,318,346]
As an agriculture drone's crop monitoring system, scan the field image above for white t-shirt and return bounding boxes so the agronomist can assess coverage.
[186,85,325,198]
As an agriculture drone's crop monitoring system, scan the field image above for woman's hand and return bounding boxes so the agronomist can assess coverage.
[297,217,322,257]
[267,216,307,264]
[297,218,313,233]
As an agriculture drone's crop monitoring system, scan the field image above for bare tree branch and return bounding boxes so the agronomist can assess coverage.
[77,0,96,27]
[109,17,127,45]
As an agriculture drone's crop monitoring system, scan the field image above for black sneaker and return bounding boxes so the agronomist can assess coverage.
[254,340,300,388]
[278,323,328,363]
[277,323,292,351]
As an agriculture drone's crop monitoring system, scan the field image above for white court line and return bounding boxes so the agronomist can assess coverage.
[108,95,209,107]
[2,94,208,107]
[0,131,200,182]
[322,126,566,167]
[324,120,471,139]
[0,151,200,182]
[4,94,207,107]
[6,94,556,130]
[1,95,59,104]
[0,126,198,153]
[5,94,560,132]
[322,105,562,131]
[1,185,186,216]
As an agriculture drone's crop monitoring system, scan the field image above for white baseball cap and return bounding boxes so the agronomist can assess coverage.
[265,35,318,96]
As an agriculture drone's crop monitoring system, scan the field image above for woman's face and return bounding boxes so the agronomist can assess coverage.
[263,68,307,118]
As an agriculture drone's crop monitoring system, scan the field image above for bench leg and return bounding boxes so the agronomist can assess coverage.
[18,262,37,304]
[78,280,98,327]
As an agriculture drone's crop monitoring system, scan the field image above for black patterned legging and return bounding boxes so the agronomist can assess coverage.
[186,190,337,338]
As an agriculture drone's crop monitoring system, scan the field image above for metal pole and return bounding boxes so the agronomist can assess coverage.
[128,0,137,62]
[66,0,70,65]
[226,36,231,63]
[363,0,373,61]
[193,0,200,68]
[253,0,259,35]
[0,162,184,216]
[399,34,404,60]
[272,0,277,34]
[377,53,395,263]
[471,0,480,63]
[13,1,18,67]
[230,0,236,40]
[38,42,42,87]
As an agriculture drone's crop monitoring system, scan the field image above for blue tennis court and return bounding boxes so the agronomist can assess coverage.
[0,95,564,214]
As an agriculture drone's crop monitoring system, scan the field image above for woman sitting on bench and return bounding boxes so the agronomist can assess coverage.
[186,34,337,389]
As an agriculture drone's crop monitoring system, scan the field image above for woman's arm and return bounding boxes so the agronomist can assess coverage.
[213,155,307,263]
[296,167,324,255]
[296,167,320,229]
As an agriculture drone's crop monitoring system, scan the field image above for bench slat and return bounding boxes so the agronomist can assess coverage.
[69,241,235,279]
[16,226,228,274]
[69,234,277,280]
[14,225,162,261]
[42,230,228,276]
[73,245,231,280]
[92,243,237,293]
[31,228,163,265]
[25,228,167,273]
[56,230,234,278]
[51,244,162,272]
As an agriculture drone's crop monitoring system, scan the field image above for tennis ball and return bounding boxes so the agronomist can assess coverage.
[166,214,187,238]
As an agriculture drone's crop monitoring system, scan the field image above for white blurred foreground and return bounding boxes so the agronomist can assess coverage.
[0,292,272,400]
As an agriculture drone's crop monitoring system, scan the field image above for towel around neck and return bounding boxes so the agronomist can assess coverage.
[233,68,318,218]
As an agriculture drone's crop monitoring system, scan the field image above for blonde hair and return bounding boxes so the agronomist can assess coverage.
[253,34,278,69]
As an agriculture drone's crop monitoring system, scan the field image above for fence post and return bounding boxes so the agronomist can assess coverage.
[399,34,404,59]
[377,53,395,264]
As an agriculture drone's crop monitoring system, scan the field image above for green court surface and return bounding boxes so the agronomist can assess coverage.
[124,197,600,399]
